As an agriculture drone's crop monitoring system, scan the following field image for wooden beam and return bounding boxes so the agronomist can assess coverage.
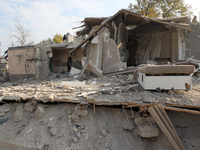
[148,107,181,150]
[164,106,200,115]
[158,104,185,150]
[154,105,185,150]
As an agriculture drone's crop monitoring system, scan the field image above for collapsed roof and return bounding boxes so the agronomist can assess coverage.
[71,9,193,53]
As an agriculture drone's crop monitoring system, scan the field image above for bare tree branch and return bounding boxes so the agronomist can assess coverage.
[9,22,34,47]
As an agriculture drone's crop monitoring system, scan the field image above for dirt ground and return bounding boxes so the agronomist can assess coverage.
[0,102,199,150]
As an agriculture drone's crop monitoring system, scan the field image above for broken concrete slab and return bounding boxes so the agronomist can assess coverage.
[62,80,85,87]
[70,67,81,75]
[137,124,159,138]
[135,117,159,138]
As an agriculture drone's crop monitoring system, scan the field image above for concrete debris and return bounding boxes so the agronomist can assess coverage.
[24,102,34,112]
[72,137,78,143]
[135,117,159,138]
[71,112,80,122]
[101,128,107,137]
[75,132,81,139]
[14,104,23,123]
[35,106,45,119]
[49,127,57,136]
[62,80,85,87]
[121,120,135,131]
[75,106,88,117]
[137,124,159,138]
[0,118,9,125]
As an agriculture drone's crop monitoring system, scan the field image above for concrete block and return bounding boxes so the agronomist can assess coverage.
[101,128,107,137]
[75,106,88,117]
[35,106,45,119]
[62,81,85,87]
[49,127,57,136]
[24,102,34,112]
[71,112,80,122]
[121,120,135,131]
[137,124,159,138]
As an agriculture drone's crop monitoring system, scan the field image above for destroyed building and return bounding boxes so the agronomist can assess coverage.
[7,9,195,82]
[71,9,193,76]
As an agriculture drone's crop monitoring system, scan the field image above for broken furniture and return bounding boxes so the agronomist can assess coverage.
[137,65,195,90]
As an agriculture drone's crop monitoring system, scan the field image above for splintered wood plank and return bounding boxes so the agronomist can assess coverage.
[148,107,180,150]
[158,104,185,150]
[154,105,185,150]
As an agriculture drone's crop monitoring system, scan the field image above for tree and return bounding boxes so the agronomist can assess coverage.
[128,0,193,18]
[40,37,55,45]
[9,22,34,47]
[53,33,63,43]
[128,0,160,17]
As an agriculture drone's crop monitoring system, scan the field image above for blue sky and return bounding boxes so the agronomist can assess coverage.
[0,0,199,55]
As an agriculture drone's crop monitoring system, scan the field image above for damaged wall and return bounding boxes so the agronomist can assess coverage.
[102,28,126,73]
[134,27,180,65]
[8,46,36,81]
[85,27,126,74]
[38,46,51,78]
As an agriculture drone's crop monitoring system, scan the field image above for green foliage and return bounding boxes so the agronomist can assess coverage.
[53,33,63,43]
[128,0,193,18]
[40,37,54,45]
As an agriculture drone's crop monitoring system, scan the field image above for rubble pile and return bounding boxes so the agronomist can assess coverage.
[0,73,200,107]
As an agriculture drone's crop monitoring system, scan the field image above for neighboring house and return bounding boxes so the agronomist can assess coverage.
[71,9,193,75]
[7,34,83,81]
